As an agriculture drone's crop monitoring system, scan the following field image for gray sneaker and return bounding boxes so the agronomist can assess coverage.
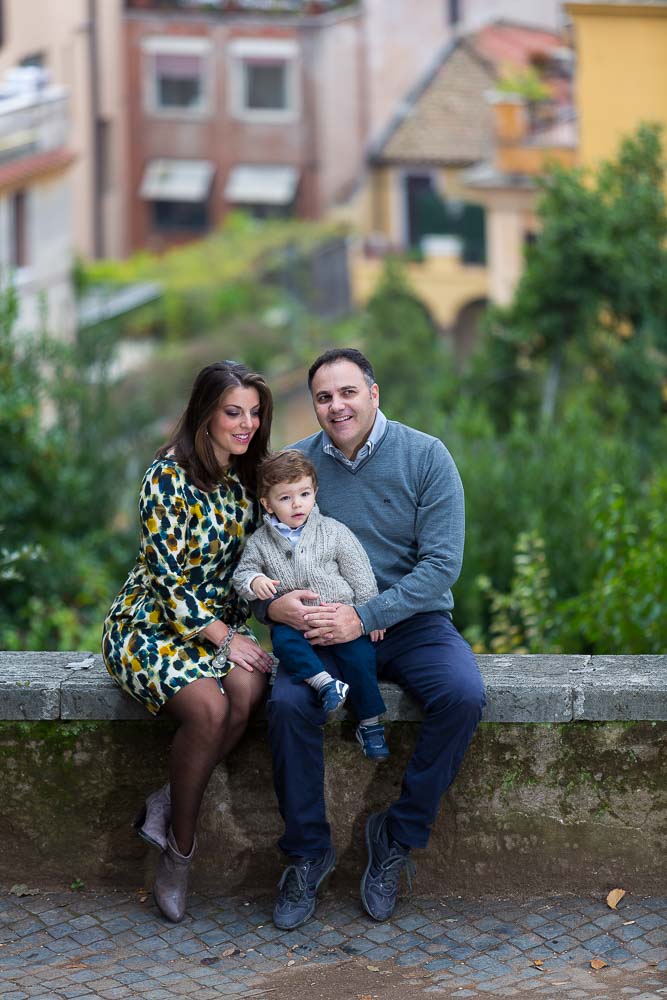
[360,812,415,921]
[273,848,336,930]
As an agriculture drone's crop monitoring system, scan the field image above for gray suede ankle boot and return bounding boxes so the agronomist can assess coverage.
[133,784,171,852]
[153,828,196,923]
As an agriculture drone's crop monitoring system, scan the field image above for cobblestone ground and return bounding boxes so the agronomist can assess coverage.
[0,885,665,999]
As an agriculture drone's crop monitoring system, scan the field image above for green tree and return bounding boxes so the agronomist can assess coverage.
[0,284,143,650]
[485,122,667,426]
[361,260,456,432]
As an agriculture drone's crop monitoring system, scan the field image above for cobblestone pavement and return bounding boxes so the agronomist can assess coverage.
[0,884,665,999]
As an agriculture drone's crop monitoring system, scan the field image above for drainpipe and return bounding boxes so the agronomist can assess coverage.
[87,0,104,257]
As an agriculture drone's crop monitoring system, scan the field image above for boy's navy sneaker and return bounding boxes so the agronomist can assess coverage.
[273,848,336,930]
[320,679,349,715]
[360,811,415,922]
[355,722,390,760]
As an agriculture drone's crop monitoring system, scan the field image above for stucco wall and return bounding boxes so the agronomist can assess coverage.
[0,0,126,258]
[570,4,667,169]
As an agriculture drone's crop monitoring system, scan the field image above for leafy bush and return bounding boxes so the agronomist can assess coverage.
[0,284,144,650]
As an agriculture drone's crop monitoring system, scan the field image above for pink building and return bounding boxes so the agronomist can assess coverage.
[124,0,451,251]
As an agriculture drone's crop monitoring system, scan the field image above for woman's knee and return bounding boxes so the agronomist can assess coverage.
[223,669,268,720]
[166,680,229,736]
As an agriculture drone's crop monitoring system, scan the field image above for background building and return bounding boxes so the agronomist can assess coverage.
[0,0,127,260]
[0,67,76,335]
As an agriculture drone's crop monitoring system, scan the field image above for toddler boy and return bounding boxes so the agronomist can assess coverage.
[233,450,389,759]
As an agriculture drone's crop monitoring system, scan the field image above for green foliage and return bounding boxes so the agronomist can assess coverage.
[0,283,143,651]
[361,260,457,429]
[495,65,550,103]
[82,214,346,346]
[465,530,558,654]
[557,478,667,653]
[486,122,667,426]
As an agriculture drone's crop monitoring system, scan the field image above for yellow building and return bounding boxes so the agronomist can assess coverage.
[346,22,573,346]
[567,1,667,168]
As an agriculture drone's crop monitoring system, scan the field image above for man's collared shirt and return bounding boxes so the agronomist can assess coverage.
[322,408,387,470]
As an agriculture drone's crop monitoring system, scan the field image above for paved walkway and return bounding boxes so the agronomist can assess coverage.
[0,883,665,999]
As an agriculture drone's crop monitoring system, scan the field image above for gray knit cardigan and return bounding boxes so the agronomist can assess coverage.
[232,504,378,607]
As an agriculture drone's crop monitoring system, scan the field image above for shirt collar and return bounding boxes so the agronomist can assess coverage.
[269,512,305,544]
[322,409,387,469]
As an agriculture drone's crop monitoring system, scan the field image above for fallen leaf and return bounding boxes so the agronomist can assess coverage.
[606,888,625,910]
[200,957,220,966]
[590,958,607,970]
[287,959,295,966]
[532,959,545,969]
[221,946,236,958]
[623,920,635,926]
[360,995,373,999]
[9,884,39,897]
[366,965,380,972]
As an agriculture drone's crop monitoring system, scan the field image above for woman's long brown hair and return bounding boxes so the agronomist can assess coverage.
[157,361,273,495]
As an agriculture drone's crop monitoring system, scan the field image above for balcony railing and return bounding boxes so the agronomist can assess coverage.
[0,82,69,167]
[126,0,356,13]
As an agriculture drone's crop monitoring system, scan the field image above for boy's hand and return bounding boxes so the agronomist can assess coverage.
[369,628,386,642]
[251,575,280,599]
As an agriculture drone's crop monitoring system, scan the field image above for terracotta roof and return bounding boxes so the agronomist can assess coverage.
[473,21,564,67]
[375,41,496,166]
[0,148,75,191]
[373,21,570,168]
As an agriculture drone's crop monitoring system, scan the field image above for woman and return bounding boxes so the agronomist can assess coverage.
[102,360,274,923]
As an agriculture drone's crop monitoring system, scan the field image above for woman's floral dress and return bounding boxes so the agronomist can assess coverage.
[102,457,259,715]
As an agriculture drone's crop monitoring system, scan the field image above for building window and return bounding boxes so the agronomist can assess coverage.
[9,190,28,269]
[151,199,209,232]
[20,52,45,69]
[143,37,212,117]
[230,39,299,122]
[245,61,287,111]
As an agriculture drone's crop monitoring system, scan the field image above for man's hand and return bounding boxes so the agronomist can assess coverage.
[303,604,363,645]
[251,575,280,600]
[267,590,321,630]
[370,628,386,642]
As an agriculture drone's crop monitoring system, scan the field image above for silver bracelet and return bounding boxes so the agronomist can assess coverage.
[213,627,236,670]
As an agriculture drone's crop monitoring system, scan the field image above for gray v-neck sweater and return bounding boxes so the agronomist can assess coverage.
[290,420,465,632]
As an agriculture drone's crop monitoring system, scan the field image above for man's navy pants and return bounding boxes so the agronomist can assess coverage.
[267,611,486,857]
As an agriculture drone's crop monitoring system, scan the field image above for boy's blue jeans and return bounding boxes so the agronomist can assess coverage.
[268,611,485,857]
[271,623,386,721]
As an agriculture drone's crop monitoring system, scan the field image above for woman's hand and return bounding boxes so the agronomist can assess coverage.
[229,632,274,674]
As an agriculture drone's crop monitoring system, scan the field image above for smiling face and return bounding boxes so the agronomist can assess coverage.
[207,385,261,467]
[261,475,316,529]
[310,360,379,460]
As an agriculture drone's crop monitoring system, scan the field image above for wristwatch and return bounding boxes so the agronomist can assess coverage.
[213,627,236,670]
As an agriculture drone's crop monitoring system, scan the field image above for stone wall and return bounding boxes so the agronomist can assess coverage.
[0,652,665,897]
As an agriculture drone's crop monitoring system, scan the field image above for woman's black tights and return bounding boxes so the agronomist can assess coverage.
[163,671,267,855]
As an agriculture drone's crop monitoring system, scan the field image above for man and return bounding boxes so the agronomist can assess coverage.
[263,348,485,930]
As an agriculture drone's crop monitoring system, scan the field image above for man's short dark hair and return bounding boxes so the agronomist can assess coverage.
[307,348,375,390]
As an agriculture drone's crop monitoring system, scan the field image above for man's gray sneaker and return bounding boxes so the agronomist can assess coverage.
[360,811,415,921]
[273,847,336,930]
